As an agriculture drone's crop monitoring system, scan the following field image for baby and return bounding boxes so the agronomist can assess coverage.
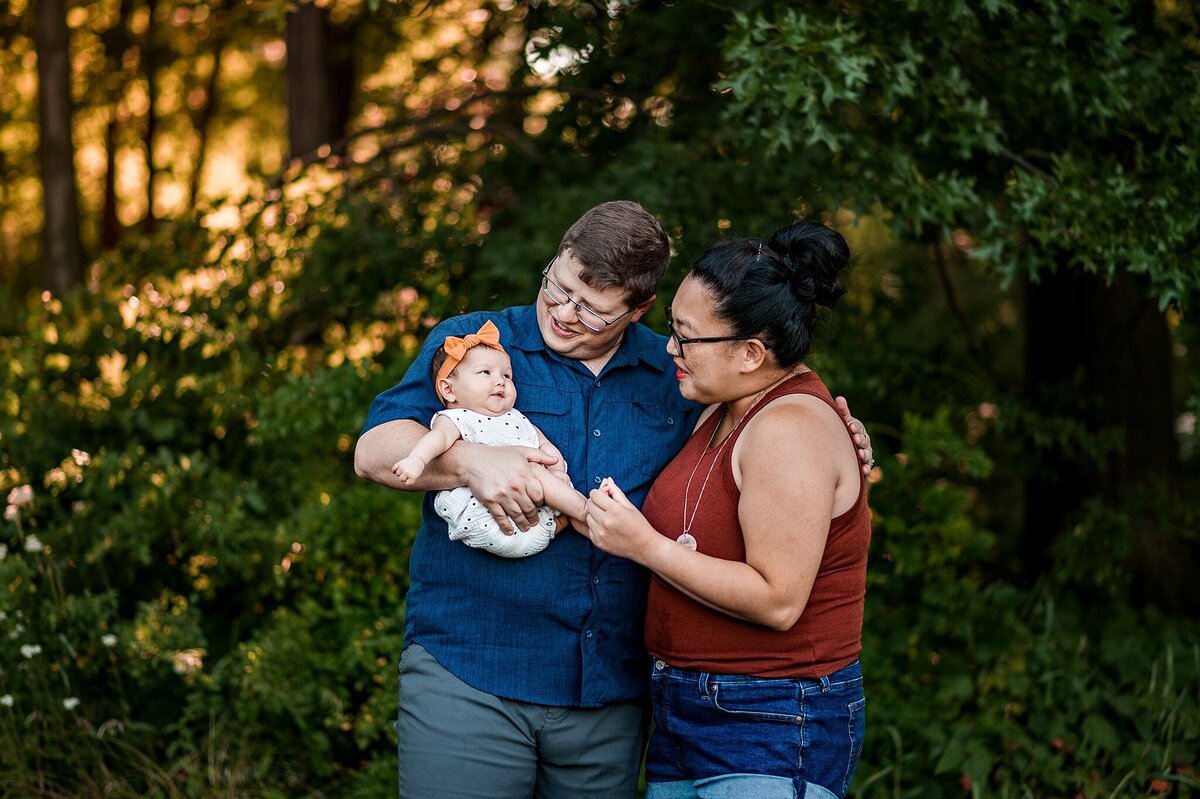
[392,321,588,558]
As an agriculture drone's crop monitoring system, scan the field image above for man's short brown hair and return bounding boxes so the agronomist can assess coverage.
[557,201,670,306]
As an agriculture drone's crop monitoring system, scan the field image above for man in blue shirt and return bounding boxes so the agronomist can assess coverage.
[355,202,872,798]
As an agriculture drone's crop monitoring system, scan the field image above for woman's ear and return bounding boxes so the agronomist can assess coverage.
[740,339,769,373]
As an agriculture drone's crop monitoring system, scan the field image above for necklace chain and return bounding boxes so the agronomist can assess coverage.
[680,386,769,536]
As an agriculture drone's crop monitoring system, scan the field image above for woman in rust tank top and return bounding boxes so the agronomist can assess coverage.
[585,220,871,799]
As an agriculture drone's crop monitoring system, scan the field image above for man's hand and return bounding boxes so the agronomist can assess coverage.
[463,445,560,533]
[835,396,875,476]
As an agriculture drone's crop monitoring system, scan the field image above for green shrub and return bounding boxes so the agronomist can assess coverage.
[2,182,1197,798]
[0,185,424,796]
[856,412,1200,798]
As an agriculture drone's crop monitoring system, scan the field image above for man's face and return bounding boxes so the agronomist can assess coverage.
[535,251,653,367]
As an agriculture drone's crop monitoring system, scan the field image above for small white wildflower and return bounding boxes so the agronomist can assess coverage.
[0,694,13,707]
[3,505,16,522]
[1177,412,1196,436]
[0,610,6,620]
[23,535,43,553]
[62,697,80,711]
[101,634,117,647]
[7,485,33,507]
[20,644,42,658]
[9,623,25,639]
[71,449,91,467]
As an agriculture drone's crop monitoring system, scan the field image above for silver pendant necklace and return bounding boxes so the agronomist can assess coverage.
[678,386,770,550]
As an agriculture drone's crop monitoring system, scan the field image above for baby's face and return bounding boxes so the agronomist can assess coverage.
[443,346,517,416]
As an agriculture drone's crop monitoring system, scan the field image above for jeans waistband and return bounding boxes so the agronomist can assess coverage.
[650,657,862,693]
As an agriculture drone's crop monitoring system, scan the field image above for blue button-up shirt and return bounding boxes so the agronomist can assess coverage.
[362,305,700,706]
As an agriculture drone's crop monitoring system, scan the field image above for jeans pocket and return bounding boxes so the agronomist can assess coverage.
[842,696,867,795]
[709,680,801,724]
[397,642,419,680]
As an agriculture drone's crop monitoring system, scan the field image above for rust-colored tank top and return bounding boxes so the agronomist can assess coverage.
[642,371,870,678]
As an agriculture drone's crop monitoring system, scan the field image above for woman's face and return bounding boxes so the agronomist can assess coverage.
[666,275,747,403]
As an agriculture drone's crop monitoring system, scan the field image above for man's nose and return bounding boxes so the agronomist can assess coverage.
[551,299,581,324]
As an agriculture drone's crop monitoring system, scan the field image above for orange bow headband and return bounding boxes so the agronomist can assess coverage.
[435,320,506,393]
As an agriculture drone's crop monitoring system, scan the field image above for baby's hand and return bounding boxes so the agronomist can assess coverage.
[392,456,426,484]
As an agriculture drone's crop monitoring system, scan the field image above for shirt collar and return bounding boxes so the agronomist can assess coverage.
[508,304,666,372]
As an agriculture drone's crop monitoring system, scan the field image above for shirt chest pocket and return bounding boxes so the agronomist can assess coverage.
[623,398,693,480]
[631,398,683,435]
[515,387,572,446]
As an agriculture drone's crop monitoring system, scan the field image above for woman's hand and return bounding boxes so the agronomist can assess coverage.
[584,478,660,562]
[835,396,875,475]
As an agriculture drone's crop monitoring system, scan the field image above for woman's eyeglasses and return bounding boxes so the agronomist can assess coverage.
[664,306,753,360]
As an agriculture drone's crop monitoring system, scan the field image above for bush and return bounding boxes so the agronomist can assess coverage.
[0,184,424,796]
[2,182,1197,797]
[856,411,1200,798]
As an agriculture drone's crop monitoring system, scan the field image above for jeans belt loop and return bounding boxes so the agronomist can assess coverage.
[698,672,710,698]
[819,674,832,693]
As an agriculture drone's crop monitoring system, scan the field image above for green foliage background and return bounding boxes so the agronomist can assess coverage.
[3,1,1200,797]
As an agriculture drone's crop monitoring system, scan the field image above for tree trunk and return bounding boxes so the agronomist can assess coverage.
[1024,267,1195,612]
[286,2,333,160]
[189,39,226,208]
[286,2,354,161]
[100,0,135,249]
[143,0,158,230]
[0,151,9,280]
[35,0,86,294]
[102,116,120,248]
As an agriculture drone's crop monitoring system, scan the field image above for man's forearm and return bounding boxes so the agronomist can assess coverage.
[355,420,475,491]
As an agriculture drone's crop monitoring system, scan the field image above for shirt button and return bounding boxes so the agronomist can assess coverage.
[668,417,674,425]
[585,630,594,639]
[592,429,601,437]
[593,476,602,485]
[592,576,600,585]
[654,660,666,670]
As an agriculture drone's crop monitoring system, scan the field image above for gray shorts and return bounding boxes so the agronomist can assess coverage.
[396,643,648,799]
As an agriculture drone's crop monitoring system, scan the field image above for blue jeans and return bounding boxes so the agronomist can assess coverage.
[645,659,866,799]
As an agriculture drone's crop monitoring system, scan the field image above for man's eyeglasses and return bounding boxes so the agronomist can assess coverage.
[541,264,632,333]
[664,305,752,360]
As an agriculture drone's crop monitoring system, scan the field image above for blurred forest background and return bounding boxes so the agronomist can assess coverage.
[2,0,1199,796]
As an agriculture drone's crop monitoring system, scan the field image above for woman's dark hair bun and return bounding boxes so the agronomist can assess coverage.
[768,220,849,309]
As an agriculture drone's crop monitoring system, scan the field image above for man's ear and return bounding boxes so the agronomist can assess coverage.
[629,293,657,323]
